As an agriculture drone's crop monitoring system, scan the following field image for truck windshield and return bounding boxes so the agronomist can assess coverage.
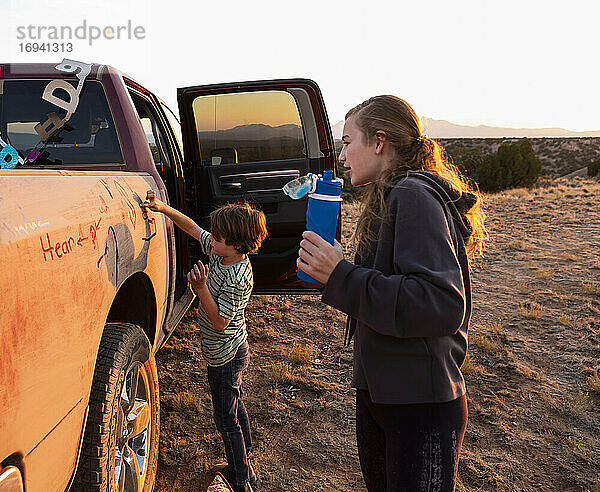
[0,79,124,167]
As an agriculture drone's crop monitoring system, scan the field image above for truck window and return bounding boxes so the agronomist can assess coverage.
[191,90,306,166]
[159,101,183,160]
[129,91,173,177]
[0,79,123,167]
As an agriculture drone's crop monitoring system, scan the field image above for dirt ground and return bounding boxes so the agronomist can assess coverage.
[155,176,600,492]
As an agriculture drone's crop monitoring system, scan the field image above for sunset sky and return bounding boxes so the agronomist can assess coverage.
[2,0,598,132]
[193,92,302,131]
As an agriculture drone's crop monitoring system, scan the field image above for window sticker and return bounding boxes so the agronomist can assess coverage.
[0,135,24,169]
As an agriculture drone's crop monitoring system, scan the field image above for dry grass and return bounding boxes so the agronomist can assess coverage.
[587,368,600,394]
[168,392,202,413]
[567,435,593,461]
[554,293,569,307]
[549,391,594,417]
[587,301,600,315]
[518,281,534,294]
[534,267,554,279]
[561,252,578,262]
[559,313,577,328]
[507,188,530,198]
[489,321,503,334]
[543,428,559,442]
[513,360,544,381]
[518,300,545,318]
[455,475,467,492]
[460,353,476,374]
[507,239,533,251]
[287,343,316,365]
[583,281,600,296]
[268,361,291,382]
[470,334,501,354]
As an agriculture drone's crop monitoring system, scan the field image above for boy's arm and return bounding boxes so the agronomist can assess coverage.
[188,261,230,331]
[141,190,203,240]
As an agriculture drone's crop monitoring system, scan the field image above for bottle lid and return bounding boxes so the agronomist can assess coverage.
[314,170,342,197]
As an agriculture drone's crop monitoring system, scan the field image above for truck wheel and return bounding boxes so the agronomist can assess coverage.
[74,323,160,491]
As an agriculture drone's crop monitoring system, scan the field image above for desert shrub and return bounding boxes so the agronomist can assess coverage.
[588,159,600,177]
[449,139,540,192]
[475,139,541,192]
[448,147,484,184]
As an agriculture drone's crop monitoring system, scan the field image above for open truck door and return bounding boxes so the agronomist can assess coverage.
[177,79,339,292]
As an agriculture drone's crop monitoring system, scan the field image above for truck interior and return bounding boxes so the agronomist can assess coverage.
[176,83,335,290]
[0,79,123,167]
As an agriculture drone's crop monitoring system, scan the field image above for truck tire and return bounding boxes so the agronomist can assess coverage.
[73,323,160,491]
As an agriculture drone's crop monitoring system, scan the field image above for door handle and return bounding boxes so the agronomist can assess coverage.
[222,182,242,189]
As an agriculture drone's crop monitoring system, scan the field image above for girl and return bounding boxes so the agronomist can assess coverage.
[297,95,486,491]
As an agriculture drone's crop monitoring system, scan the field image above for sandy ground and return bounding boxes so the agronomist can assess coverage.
[155,176,600,491]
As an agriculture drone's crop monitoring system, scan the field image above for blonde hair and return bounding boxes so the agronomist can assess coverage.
[210,202,268,254]
[346,95,487,257]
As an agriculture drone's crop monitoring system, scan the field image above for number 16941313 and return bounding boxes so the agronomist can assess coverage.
[19,42,73,52]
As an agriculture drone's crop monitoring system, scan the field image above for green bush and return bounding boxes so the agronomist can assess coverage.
[588,159,600,177]
[452,139,541,192]
[448,147,484,184]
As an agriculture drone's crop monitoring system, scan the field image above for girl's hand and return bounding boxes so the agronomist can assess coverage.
[297,231,344,284]
[140,190,165,213]
[187,260,209,292]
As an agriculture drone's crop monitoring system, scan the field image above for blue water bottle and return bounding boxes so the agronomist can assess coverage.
[298,170,343,284]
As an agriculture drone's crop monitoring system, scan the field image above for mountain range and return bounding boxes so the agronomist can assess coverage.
[331,118,600,139]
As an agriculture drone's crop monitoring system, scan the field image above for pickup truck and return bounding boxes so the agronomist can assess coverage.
[0,61,338,492]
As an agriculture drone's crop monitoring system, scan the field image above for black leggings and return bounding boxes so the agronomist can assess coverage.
[356,390,468,492]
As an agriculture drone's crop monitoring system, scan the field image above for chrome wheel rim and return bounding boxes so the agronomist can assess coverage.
[114,361,151,492]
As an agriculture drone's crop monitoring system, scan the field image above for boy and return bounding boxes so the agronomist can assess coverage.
[142,192,267,492]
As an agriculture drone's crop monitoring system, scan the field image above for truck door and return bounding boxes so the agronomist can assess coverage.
[177,79,338,292]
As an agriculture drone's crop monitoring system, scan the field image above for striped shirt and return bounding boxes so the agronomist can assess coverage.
[196,229,253,367]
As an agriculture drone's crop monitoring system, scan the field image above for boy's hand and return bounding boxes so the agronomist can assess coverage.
[140,190,165,213]
[187,260,209,292]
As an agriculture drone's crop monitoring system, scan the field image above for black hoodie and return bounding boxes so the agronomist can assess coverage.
[322,171,475,404]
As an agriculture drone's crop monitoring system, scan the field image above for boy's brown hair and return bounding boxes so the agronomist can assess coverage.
[209,202,268,254]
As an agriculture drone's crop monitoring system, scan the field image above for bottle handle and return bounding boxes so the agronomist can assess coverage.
[310,174,318,194]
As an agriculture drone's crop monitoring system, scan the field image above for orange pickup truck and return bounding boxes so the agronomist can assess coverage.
[0,61,337,492]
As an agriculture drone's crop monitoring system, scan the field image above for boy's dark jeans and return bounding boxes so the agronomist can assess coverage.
[207,340,252,487]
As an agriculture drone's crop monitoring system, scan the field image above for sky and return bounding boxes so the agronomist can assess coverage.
[2,0,599,132]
